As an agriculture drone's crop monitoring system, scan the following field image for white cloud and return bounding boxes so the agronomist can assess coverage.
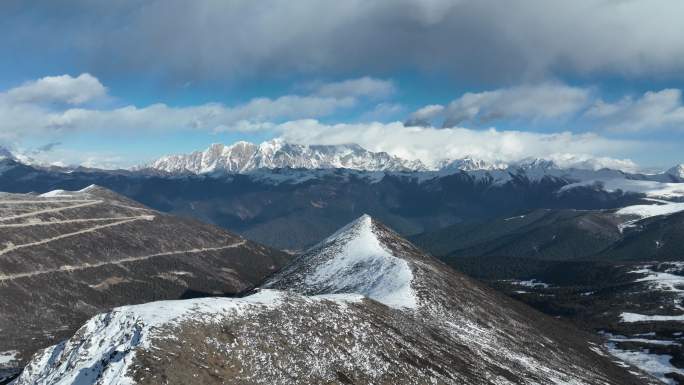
[0,73,674,170]
[4,74,107,105]
[6,96,353,134]
[313,77,396,99]
[412,83,591,127]
[359,102,405,121]
[585,89,684,131]
[405,104,444,127]
[0,74,367,141]
[545,153,639,172]
[275,119,641,169]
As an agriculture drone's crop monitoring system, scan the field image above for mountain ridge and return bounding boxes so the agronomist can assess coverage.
[0,185,290,373]
[12,215,659,385]
[138,139,674,176]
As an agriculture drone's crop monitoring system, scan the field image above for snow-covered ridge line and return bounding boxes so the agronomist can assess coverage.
[14,290,356,385]
[265,214,418,309]
[308,214,417,309]
[38,184,98,197]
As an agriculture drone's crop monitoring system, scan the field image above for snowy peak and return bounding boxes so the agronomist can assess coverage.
[143,139,427,174]
[667,164,684,181]
[264,214,418,309]
[516,157,559,171]
[147,141,259,174]
[439,156,508,172]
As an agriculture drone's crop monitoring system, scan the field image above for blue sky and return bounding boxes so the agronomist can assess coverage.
[1,0,684,170]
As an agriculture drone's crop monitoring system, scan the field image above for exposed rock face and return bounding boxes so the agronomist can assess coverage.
[0,185,290,371]
[14,215,659,385]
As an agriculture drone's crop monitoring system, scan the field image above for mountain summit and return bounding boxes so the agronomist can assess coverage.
[264,214,418,308]
[667,164,684,181]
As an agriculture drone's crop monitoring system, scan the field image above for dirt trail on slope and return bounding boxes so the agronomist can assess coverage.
[0,240,247,281]
[0,215,155,256]
[0,200,102,222]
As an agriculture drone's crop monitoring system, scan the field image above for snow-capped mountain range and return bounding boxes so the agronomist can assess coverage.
[140,139,670,176]
[136,141,684,197]
[3,141,683,186]
[141,139,428,174]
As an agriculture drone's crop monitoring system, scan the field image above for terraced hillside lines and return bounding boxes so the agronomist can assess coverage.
[0,186,290,375]
[0,215,152,228]
[0,215,155,256]
[0,241,247,281]
[0,199,96,204]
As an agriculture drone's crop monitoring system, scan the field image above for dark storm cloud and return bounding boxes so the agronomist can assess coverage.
[3,0,684,84]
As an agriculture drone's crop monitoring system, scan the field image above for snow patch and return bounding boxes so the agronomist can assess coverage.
[0,350,18,366]
[38,189,70,198]
[601,331,681,347]
[509,279,550,289]
[605,341,684,385]
[617,200,684,221]
[630,266,684,295]
[503,215,526,221]
[560,179,684,199]
[78,184,98,193]
[620,312,684,323]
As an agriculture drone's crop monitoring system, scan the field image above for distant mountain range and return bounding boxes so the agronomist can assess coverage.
[139,139,428,174]
[1,141,683,250]
[134,139,679,177]
[3,140,684,184]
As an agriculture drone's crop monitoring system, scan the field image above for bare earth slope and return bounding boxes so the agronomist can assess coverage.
[14,215,659,384]
[0,186,289,373]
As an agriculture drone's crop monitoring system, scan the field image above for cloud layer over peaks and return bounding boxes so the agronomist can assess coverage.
[276,119,641,171]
